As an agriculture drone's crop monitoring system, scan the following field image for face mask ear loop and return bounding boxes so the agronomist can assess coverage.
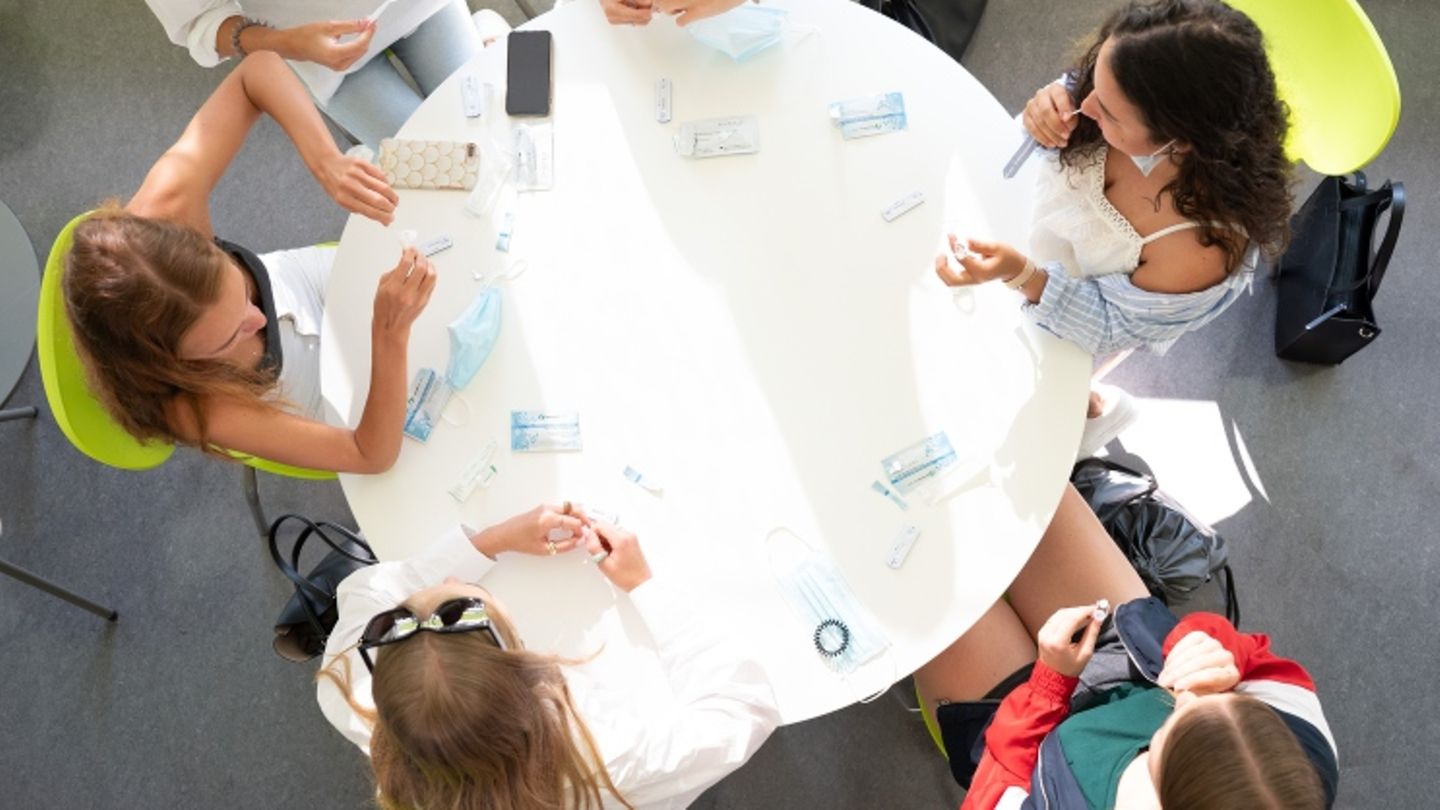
[440,391,472,427]
[785,21,821,45]
[502,258,529,283]
[856,651,898,704]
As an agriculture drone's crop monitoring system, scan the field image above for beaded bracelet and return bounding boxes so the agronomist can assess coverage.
[232,17,266,58]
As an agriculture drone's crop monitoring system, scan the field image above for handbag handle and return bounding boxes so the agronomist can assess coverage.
[1329,179,1403,297]
[267,513,376,608]
[1361,181,1404,297]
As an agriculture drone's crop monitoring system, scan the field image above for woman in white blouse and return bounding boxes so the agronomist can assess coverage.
[317,502,780,810]
[935,0,1293,458]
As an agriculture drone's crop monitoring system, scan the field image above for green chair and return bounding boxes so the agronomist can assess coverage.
[38,212,336,538]
[918,683,948,757]
[1227,0,1401,175]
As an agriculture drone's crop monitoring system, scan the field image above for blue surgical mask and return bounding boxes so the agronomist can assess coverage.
[687,4,788,63]
[1129,139,1176,177]
[768,528,890,675]
[445,286,502,390]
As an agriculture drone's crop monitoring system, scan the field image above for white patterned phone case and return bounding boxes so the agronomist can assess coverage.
[377,139,480,190]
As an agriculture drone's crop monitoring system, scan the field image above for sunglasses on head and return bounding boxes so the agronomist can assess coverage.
[358,596,506,673]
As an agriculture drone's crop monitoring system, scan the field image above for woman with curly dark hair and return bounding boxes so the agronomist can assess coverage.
[935,0,1293,458]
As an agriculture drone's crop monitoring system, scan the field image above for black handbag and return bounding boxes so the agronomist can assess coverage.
[1071,458,1240,627]
[1274,171,1405,365]
[268,513,377,662]
[859,0,988,64]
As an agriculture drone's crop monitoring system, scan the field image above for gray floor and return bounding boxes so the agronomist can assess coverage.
[0,1,1432,807]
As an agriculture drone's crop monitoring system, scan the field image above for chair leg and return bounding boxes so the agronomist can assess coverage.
[0,406,38,423]
[0,557,118,621]
[242,465,268,539]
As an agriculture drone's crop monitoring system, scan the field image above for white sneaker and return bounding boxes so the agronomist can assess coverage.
[1077,384,1139,460]
[472,9,512,45]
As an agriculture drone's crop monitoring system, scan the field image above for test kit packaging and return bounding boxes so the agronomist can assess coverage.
[656,78,673,123]
[511,410,582,452]
[882,432,958,495]
[513,123,554,191]
[460,75,492,118]
[828,92,907,140]
[673,116,759,158]
[403,368,452,443]
[449,440,499,502]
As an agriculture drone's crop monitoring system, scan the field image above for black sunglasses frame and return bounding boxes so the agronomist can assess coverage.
[357,596,506,673]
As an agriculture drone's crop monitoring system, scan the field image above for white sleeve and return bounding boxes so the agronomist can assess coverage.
[143,0,241,67]
[315,526,498,752]
[603,579,782,806]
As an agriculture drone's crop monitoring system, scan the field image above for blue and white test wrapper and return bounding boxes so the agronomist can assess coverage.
[510,410,582,452]
[882,432,959,495]
[402,368,451,443]
[828,92,907,140]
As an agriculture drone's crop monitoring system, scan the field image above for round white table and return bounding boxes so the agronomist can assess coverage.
[322,0,1089,723]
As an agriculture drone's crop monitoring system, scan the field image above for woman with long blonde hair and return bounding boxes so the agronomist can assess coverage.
[318,503,780,809]
[64,51,431,473]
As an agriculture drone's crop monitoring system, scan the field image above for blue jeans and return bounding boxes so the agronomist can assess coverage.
[322,0,482,147]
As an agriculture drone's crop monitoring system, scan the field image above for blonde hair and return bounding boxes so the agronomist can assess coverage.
[1157,693,1325,809]
[319,605,631,810]
[63,204,281,453]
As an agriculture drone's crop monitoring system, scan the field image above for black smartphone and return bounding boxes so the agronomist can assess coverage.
[506,30,553,117]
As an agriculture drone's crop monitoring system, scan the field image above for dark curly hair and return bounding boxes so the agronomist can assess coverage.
[1060,0,1293,269]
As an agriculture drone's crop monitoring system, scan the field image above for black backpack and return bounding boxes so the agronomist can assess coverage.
[859,0,989,64]
[1070,458,1240,626]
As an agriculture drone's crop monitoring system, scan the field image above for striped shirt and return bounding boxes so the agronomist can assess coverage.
[1023,252,1255,357]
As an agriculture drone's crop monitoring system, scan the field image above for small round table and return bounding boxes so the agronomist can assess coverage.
[0,200,38,406]
[322,0,1089,723]
[0,202,115,621]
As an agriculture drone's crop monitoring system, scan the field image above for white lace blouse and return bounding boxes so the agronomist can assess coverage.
[1023,146,1254,356]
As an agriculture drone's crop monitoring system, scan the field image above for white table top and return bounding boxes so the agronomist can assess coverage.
[322,0,1089,723]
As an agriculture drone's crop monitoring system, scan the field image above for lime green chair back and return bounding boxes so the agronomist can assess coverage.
[918,683,947,757]
[230,452,335,481]
[39,211,335,482]
[38,213,175,470]
[1228,0,1400,174]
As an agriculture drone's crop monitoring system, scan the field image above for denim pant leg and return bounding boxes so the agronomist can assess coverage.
[321,56,424,147]
[388,0,483,95]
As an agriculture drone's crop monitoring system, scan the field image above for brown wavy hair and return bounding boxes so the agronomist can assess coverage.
[1061,0,1293,269]
[62,205,279,453]
[319,603,631,810]
[1157,693,1326,809]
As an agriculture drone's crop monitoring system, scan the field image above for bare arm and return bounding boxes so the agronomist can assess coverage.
[177,249,436,474]
[126,52,395,233]
[214,16,378,71]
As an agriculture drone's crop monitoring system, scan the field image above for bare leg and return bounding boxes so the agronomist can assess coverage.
[913,599,1037,729]
[1007,484,1150,638]
[1092,349,1134,383]
[1087,350,1134,418]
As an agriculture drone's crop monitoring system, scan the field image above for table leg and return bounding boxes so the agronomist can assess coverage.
[242,465,268,539]
[0,557,118,621]
[0,406,38,423]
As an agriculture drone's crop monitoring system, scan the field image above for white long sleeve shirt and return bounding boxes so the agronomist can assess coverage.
[143,0,451,102]
[317,528,781,809]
